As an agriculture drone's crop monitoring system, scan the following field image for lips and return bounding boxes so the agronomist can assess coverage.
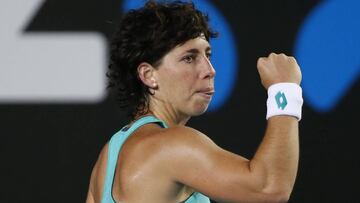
[197,88,215,99]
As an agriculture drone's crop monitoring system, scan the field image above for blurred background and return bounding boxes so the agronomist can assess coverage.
[1,0,359,202]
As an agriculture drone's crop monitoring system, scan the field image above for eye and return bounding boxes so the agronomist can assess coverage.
[206,52,212,60]
[182,55,196,63]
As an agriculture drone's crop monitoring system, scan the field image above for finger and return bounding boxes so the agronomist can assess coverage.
[257,57,268,68]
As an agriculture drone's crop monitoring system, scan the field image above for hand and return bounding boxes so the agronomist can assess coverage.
[257,53,302,89]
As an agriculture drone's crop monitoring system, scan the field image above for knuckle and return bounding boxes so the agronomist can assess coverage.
[257,57,266,64]
[269,52,276,57]
[289,56,297,62]
[279,53,287,57]
[288,57,298,66]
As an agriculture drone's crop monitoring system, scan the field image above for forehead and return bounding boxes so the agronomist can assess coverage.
[170,36,211,55]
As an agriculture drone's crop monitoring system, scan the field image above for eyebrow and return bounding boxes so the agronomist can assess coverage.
[183,47,212,54]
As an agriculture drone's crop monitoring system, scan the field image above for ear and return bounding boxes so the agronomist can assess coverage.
[137,62,158,89]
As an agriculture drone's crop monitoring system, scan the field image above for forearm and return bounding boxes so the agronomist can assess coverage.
[250,115,299,195]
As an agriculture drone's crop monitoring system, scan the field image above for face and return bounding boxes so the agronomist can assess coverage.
[152,36,216,117]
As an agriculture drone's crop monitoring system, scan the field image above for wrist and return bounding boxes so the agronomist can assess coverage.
[266,83,303,121]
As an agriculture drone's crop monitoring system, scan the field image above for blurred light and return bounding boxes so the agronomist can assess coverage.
[295,0,360,112]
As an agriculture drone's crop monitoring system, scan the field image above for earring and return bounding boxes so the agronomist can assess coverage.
[149,87,156,95]
[149,83,157,95]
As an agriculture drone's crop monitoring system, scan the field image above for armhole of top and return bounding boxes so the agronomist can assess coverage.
[101,115,168,203]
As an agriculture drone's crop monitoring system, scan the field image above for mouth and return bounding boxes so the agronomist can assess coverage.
[196,88,215,99]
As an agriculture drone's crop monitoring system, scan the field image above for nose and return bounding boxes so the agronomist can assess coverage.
[200,55,216,79]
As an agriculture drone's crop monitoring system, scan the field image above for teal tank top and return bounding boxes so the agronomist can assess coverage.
[101,115,210,203]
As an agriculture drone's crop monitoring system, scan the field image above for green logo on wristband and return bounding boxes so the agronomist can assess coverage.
[275,91,288,110]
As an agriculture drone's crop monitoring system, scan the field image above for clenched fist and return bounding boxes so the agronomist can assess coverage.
[257,53,302,89]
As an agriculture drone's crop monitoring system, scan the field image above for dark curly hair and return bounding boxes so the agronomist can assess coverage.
[107,0,218,119]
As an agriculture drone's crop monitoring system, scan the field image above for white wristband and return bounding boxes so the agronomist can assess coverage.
[266,83,303,121]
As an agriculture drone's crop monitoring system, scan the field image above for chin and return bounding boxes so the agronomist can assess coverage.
[191,104,210,116]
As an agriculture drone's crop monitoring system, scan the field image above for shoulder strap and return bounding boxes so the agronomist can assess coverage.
[184,192,211,203]
[101,116,168,203]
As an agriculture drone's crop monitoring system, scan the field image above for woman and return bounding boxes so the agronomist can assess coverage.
[86,1,303,203]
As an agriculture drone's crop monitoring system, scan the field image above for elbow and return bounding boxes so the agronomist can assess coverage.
[255,173,294,202]
[266,191,291,203]
[260,187,292,203]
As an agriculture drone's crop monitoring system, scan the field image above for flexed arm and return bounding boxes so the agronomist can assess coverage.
[164,53,302,203]
[251,53,302,198]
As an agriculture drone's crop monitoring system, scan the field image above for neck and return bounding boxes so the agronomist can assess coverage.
[143,98,190,127]
[152,110,190,127]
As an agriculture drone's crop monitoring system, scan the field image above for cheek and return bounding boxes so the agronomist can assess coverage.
[162,70,196,92]
[177,72,198,95]
[156,63,201,103]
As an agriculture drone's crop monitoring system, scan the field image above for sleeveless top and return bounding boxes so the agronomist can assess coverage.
[101,115,210,203]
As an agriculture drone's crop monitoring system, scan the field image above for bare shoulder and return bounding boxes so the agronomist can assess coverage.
[159,124,236,158]
[152,125,241,178]
[121,124,215,158]
[157,125,215,146]
[86,125,217,202]
[147,125,224,162]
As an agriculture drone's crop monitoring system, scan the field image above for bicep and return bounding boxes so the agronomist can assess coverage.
[166,128,269,202]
